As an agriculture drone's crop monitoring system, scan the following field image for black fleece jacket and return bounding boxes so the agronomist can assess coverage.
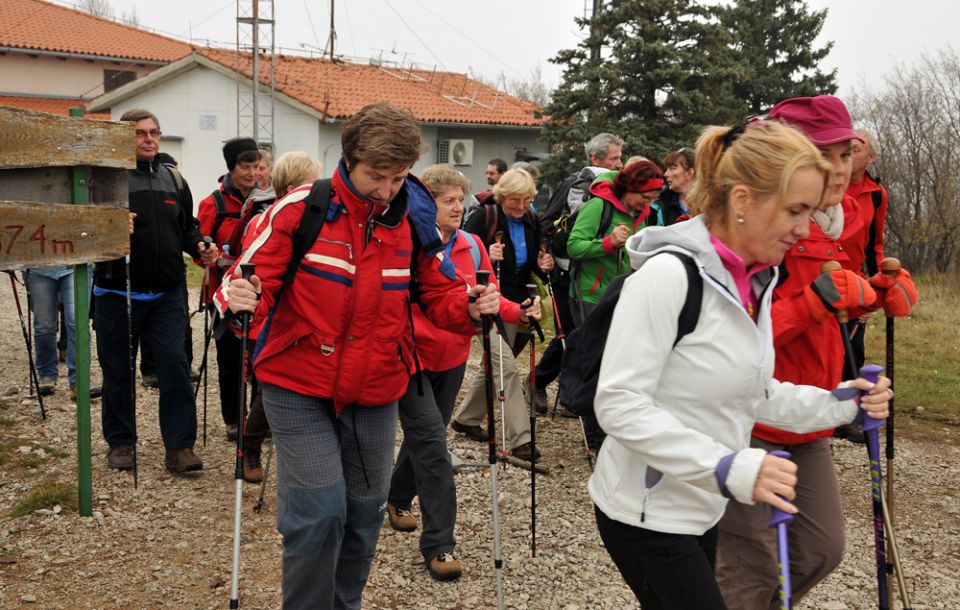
[94,158,203,293]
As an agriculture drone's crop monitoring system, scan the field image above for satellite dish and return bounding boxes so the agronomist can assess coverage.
[452,141,468,165]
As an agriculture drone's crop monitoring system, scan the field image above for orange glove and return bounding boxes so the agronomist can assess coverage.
[869,268,919,317]
[803,269,877,321]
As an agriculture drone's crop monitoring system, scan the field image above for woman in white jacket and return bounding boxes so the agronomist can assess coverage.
[588,120,892,609]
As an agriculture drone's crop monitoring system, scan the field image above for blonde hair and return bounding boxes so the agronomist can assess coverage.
[687,122,832,226]
[420,164,470,198]
[272,152,322,197]
[624,155,650,167]
[492,168,536,204]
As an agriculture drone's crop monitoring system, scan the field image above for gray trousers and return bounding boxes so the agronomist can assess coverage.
[716,437,844,610]
[261,383,398,610]
[388,365,465,561]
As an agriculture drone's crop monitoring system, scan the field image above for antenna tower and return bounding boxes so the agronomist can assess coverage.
[236,0,276,149]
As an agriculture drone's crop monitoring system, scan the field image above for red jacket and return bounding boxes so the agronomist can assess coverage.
[753,220,851,445]
[413,230,522,372]
[842,173,887,276]
[196,177,245,303]
[213,167,477,414]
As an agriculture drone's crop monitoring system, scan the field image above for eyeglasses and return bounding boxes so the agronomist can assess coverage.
[135,129,162,139]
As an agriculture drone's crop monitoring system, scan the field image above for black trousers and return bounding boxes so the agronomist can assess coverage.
[595,506,727,610]
[140,281,194,375]
[841,319,866,380]
[535,270,575,390]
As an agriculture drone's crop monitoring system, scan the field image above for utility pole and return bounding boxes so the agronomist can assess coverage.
[324,0,337,60]
[236,0,276,149]
[590,0,602,62]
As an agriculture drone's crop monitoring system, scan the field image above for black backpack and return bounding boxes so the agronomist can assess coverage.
[551,198,614,261]
[542,167,605,259]
[558,251,703,420]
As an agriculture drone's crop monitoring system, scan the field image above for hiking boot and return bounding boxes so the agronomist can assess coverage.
[190,368,201,383]
[225,424,239,442]
[69,386,102,402]
[386,502,417,532]
[560,405,579,419]
[534,389,549,415]
[106,445,134,471]
[164,448,204,473]
[38,379,56,396]
[141,373,159,389]
[451,420,488,443]
[242,442,263,483]
[511,442,542,462]
[833,423,866,445]
[426,552,462,581]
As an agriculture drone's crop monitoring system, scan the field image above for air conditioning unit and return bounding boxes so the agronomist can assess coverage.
[438,139,474,166]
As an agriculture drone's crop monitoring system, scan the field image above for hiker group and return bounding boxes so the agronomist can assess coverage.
[12,91,921,610]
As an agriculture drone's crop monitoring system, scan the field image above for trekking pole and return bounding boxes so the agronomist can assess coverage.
[253,440,273,514]
[768,450,795,610]
[475,269,505,610]
[7,272,46,419]
[199,236,213,447]
[538,240,567,419]
[124,254,139,488]
[230,263,255,610]
[524,284,544,557]
[879,258,900,528]
[492,232,508,437]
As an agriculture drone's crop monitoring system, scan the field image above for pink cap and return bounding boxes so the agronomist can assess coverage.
[768,96,864,146]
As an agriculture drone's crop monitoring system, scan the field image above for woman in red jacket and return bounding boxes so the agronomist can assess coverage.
[384,164,539,582]
[716,96,887,609]
[218,104,501,610]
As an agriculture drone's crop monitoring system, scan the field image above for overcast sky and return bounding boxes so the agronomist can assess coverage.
[71,0,956,99]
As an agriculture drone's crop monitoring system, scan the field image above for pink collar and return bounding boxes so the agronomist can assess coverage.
[709,235,772,320]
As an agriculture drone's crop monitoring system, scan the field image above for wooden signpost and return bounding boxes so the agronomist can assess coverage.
[0,105,134,517]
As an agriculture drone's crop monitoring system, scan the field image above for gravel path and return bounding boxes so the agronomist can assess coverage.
[0,283,956,609]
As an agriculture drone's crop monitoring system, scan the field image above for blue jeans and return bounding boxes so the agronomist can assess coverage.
[26,271,76,388]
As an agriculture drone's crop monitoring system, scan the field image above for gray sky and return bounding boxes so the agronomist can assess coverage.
[75,0,956,98]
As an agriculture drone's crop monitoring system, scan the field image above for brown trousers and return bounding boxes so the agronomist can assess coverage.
[716,437,844,610]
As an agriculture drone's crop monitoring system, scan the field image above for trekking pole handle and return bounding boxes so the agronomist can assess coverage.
[539,239,548,254]
[470,270,491,303]
[240,263,256,317]
[202,235,213,249]
[494,231,504,245]
[525,283,544,341]
[860,364,884,433]
[880,257,901,278]
[767,450,795,527]
[819,260,848,323]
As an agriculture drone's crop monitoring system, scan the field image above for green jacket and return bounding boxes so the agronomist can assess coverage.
[567,172,651,305]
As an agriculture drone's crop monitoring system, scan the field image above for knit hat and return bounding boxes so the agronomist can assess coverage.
[222,137,259,170]
[767,96,864,146]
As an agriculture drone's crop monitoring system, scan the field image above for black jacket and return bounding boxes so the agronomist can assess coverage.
[95,158,202,293]
[653,187,688,227]
[464,202,545,304]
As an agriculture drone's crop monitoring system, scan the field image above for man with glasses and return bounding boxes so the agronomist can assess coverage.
[94,108,218,474]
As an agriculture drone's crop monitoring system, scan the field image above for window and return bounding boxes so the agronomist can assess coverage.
[103,70,136,92]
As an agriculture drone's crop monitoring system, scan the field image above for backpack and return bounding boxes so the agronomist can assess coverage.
[551,198,615,261]
[543,167,605,259]
[209,189,242,247]
[558,251,703,420]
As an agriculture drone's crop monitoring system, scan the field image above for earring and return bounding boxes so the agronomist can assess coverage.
[736,215,745,225]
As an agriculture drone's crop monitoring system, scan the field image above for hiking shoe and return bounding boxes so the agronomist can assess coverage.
[426,553,462,581]
[511,442,542,462]
[833,423,866,445]
[190,368,201,383]
[242,442,263,483]
[560,406,579,419]
[451,420,488,443]
[164,448,203,473]
[141,373,159,389]
[225,424,239,442]
[386,502,417,532]
[69,386,102,402]
[106,445,134,471]
[534,389,549,414]
[38,379,56,396]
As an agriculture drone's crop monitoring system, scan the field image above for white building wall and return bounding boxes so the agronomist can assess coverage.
[105,64,323,209]
[431,127,546,192]
[0,52,157,98]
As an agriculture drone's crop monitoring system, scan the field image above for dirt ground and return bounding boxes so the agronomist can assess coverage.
[0,281,957,609]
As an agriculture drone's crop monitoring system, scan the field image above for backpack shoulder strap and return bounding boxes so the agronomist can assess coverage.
[658,251,702,347]
[596,199,615,239]
[168,166,185,197]
[465,231,482,271]
[483,202,499,246]
[283,179,333,285]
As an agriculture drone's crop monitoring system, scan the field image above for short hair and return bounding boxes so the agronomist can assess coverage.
[272,151,322,197]
[663,147,695,170]
[488,158,508,174]
[613,160,664,198]
[585,133,625,162]
[421,164,471,198]
[258,147,273,167]
[236,149,261,165]
[688,121,832,226]
[120,108,160,129]
[341,102,427,170]
[510,161,540,182]
[492,168,536,204]
[855,129,877,156]
[624,155,649,167]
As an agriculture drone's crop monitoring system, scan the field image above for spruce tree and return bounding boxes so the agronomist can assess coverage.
[721,0,837,114]
[539,0,744,186]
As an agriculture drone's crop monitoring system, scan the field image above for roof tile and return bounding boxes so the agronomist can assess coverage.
[0,95,111,119]
[1,0,192,62]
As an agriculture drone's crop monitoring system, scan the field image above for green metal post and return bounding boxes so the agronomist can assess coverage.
[68,107,93,517]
